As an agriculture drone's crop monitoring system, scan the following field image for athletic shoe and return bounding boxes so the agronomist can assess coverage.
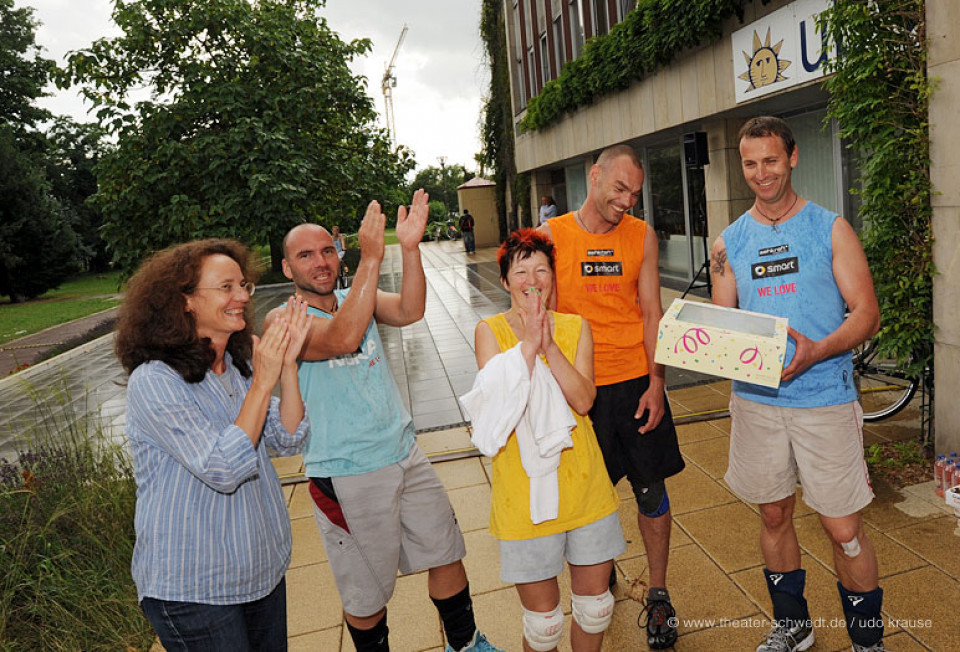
[851,642,886,651]
[641,592,678,649]
[445,630,505,652]
[756,621,815,652]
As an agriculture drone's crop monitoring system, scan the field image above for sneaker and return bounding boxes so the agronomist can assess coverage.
[641,594,678,649]
[756,621,815,652]
[444,630,505,652]
[851,642,886,651]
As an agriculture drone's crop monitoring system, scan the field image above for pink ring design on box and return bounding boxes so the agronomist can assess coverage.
[674,328,711,354]
[740,346,763,370]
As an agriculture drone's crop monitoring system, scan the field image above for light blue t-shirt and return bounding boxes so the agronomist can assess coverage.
[722,202,857,408]
[298,291,415,477]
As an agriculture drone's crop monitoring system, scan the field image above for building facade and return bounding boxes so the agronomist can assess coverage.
[503,0,959,451]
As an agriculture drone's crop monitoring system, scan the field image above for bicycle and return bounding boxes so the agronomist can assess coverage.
[851,338,922,422]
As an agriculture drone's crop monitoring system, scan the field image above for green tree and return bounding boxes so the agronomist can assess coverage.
[408,164,473,218]
[0,0,52,137]
[44,118,111,272]
[0,0,82,301]
[0,127,82,302]
[61,0,413,273]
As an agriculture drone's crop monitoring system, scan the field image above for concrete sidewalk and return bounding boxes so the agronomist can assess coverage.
[273,241,959,651]
[275,387,959,650]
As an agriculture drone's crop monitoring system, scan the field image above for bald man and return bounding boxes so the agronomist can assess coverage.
[541,144,684,649]
[266,193,501,652]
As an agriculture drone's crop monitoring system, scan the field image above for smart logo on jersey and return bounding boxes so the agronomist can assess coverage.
[581,261,622,276]
[758,244,789,257]
[587,249,614,257]
[751,256,798,279]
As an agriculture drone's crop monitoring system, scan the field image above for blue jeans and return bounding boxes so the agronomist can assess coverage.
[463,230,475,253]
[140,578,287,651]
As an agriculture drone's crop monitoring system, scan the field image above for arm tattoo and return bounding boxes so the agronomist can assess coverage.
[711,248,727,276]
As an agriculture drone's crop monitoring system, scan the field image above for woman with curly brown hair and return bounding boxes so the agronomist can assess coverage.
[116,238,311,650]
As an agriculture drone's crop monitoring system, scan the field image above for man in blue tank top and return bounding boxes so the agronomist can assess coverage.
[711,117,885,652]
[265,192,501,652]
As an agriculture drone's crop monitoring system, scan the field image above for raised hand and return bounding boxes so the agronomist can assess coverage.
[282,295,312,367]
[252,316,290,391]
[539,303,555,356]
[396,188,430,250]
[519,287,546,364]
[358,200,386,263]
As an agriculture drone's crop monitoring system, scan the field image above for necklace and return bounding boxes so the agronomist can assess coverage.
[574,210,615,235]
[753,193,799,232]
[319,295,338,315]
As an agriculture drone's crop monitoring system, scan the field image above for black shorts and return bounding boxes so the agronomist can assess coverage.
[589,375,685,489]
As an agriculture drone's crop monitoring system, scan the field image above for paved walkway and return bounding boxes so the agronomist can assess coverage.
[1,240,954,649]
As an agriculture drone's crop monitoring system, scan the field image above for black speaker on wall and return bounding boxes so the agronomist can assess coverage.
[683,131,709,169]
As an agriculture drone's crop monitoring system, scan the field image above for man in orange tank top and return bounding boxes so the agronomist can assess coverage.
[540,144,685,649]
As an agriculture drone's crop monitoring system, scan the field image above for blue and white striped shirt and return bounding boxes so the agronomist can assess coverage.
[125,354,309,604]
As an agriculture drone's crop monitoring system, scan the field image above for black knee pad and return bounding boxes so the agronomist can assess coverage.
[635,480,669,517]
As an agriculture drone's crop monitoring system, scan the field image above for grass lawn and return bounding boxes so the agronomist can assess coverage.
[0,297,120,346]
[0,271,125,346]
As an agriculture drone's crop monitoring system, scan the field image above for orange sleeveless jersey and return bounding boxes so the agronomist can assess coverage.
[550,212,648,385]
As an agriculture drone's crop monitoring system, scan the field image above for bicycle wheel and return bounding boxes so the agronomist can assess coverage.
[852,341,918,422]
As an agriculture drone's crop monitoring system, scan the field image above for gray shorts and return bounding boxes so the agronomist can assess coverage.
[310,445,466,617]
[498,511,626,584]
[725,393,874,518]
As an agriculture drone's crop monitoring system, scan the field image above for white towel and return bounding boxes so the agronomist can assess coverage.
[459,343,575,523]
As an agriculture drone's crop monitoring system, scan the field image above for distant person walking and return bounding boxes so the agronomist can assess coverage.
[539,196,557,225]
[116,238,311,649]
[459,209,476,254]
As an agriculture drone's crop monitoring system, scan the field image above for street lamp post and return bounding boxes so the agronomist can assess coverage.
[437,156,448,218]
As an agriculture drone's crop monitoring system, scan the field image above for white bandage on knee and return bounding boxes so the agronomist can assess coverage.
[522,603,564,652]
[841,535,862,558]
[571,590,615,634]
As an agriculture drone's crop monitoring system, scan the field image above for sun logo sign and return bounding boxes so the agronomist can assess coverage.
[738,27,792,92]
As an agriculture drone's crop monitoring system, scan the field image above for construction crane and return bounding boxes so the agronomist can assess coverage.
[381,24,408,144]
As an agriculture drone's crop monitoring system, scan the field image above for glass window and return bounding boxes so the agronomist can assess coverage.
[514,6,527,107]
[565,160,588,213]
[527,46,537,96]
[569,0,583,59]
[647,142,688,278]
[540,34,551,83]
[553,16,564,71]
[789,108,838,214]
[591,0,608,37]
[617,0,635,22]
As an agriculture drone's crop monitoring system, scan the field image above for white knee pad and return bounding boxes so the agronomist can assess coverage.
[522,603,564,652]
[841,535,862,558]
[571,590,615,634]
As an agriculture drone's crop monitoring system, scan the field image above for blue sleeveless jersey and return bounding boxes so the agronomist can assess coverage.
[298,291,415,477]
[722,202,857,407]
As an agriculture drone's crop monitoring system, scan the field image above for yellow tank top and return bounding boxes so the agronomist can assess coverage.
[550,212,649,385]
[483,311,619,540]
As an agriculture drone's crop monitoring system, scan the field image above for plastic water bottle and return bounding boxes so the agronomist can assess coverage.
[945,458,957,499]
[935,454,946,497]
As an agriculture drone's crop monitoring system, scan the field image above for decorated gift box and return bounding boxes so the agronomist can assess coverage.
[654,299,789,388]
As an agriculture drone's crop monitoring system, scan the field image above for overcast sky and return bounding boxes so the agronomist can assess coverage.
[26,0,489,172]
